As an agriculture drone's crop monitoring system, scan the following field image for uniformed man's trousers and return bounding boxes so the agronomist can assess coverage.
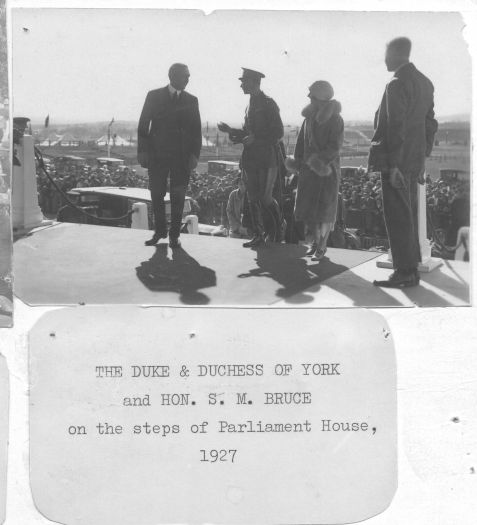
[244,165,278,236]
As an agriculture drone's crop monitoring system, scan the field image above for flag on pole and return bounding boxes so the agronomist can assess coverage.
[107,117,114,143]
[44,114,50,128]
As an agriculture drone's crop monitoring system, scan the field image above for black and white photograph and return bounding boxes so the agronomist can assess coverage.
[10,8,471,307]
[0,0,12,327]
[1,3,476,525]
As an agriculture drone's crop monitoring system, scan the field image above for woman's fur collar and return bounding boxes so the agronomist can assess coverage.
[301,99,341,125]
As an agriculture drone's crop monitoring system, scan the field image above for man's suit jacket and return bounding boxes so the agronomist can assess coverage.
[369,62,438,176]
[137,86,202,165]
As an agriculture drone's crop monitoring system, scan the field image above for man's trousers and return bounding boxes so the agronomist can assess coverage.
[148,156,189,239]
[381,171,421,271]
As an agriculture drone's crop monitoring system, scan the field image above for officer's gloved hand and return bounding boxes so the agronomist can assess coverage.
[217,122,231,133]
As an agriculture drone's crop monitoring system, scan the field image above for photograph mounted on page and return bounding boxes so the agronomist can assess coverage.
[10,9,471,308]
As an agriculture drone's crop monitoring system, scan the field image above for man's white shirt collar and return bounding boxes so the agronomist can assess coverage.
[168,84,182,96]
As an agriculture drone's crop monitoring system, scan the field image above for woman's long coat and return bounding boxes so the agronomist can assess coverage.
[293,100,344,226]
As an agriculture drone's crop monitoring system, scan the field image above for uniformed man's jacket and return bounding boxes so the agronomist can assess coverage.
[230,91,284,171]
[369,63,438,176]
[138,86,202,162]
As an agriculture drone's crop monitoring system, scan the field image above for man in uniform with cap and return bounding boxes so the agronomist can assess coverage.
[218,68,284,247]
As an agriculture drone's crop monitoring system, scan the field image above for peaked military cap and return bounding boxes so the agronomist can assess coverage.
[239,68,265,81]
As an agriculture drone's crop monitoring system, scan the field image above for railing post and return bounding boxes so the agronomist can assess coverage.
[377,177,443,272]
[416,181,443,272]
[185,214,199,234]
[131,202,148,230]
[12,118,50,232]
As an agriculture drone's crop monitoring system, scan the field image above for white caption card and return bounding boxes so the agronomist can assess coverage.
[30,307,396,524]
[0,354,8,525]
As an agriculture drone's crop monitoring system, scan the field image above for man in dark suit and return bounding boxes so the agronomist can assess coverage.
[369,37,438,288]
[138,63,202,248]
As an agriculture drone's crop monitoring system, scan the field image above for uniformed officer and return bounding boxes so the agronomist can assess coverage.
[218,68,284,247]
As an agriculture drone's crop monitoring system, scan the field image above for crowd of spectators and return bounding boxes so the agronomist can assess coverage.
[426,177,470,245]
[339,166,470,247]
[37,155,241,224]
[187,170,239,227]
[37,158,148,215]
[38,157,470,249]
[340,166,386,237]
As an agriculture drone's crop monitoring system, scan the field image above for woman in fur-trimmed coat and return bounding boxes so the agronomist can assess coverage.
[286,81,344,260]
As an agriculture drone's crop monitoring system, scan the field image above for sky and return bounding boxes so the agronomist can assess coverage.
[11,9,472,126]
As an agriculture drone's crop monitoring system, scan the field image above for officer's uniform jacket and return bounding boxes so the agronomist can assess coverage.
[229,91,284,172]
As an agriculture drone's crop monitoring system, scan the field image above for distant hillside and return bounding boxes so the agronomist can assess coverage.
[438,113,470,123]
[30,116,470,147]
[344,128,371,144]
[345,119,470,146]
[435,126,470,145]
[345,116,470,127]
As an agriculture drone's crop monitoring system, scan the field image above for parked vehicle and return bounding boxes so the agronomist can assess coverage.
[207,160,239,175]
[57,186,198,232]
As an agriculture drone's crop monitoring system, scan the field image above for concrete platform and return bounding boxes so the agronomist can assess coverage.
[278,252,470,307]
[0,208,13,327]
[13,222,470,307]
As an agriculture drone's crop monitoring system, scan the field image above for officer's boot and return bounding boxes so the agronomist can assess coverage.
[243,201,265,248]
[265,199,286,242]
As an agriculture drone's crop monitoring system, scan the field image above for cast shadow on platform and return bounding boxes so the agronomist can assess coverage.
[267,252,408,307]
[307,272,410,307]
[319,259,470,308]
[402,263,470,306]
[419,260,470,303]
[237,244,349,304]
[136,244,216,305]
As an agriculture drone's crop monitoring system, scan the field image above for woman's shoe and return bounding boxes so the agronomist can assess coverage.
[311,248,326,262]
[305,242,318,256]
